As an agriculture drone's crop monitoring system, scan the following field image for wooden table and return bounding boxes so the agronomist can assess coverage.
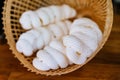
[0,15,120,80]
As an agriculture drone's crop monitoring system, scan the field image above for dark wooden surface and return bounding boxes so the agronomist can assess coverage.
[0,14,120,80]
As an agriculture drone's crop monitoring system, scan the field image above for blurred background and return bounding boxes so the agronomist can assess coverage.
[0,0,6,44]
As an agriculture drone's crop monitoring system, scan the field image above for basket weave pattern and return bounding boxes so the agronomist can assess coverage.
[2,0,113,75]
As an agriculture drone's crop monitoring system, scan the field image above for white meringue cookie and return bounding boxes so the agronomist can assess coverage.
[66,47,87,64]
[49,40,73,65]
[33,58,50,71]
[61,4,76,19]
[56,21,69,35]
[72,18,102,41]
[19,11,32,30]
[18,6,103,71]
[26,33,38,51]
[40,28,52,45]
[27,29,40,38]
[18,29,41,53]
[71,9,77,18]
[36,9,50,25]
[16,39,33,56]
[16,40,23,53]
[44,46,69,68]
[61,5,71,19]
[37,50,59,69]
[41,29,52,45]
[35,34,44,49]
[63,35,93,57]
[27,11,42,29]
[49,40,66,54]
[64,20,72,31]
[72,32,98,51]
[60,6,65,20]
[19,4,77,31]
[19,32,36,45]
[49,5,61,21]
[63,35,85,54]
[70,25,98,42]
[19,29,44,52]
[40,7,55,23]
[48,24,64,40]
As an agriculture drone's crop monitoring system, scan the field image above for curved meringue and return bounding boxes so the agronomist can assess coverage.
[27,29,40,38]
[56,21,69,35]
[19,32,36,45]
[64,20,72,31]
[35,34,44,49]
[70,25,98,42]
[40,7,55,23]
[44,46,69,68]
[19,11,32,30]
[48,24,64,40]
[49,40,66,54]
[18,14,103,71]
[63,35,85,54]
[33,58,50,71]
[36,9,50,25]
[66,47,87,64]
[72,32,98,51]
[19,5,76,30]
[71,9,77,18]
[37,50,59,69]
[16,39,33,56]
[62,4,76,19]
[72,18,102,41]
[49,5,61,21]
[49,40,73,65]
[40,28,52,45]
[28,11,42,28]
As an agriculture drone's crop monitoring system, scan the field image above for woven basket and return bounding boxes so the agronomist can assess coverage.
[2,0,113,76]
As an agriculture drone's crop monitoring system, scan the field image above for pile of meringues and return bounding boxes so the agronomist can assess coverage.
[16,4,102,71]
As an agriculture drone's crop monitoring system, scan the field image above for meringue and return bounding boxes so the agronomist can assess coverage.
[19,4,76,30]
[16,39,33,56]
[72,18,102,41]
[18,5,102,71]
[16,21,70,57]
[48,24,64,40]
[33,58,50,71]
[37,50,59,69]
[36,9,50,25]
[44,46,69,68]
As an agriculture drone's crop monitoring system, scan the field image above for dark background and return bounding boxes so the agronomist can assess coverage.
[0,0,4,33]
[0,0,6,44]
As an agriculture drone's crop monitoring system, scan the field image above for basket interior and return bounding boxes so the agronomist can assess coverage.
[10,0,107,42]
[3,0,113,75]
